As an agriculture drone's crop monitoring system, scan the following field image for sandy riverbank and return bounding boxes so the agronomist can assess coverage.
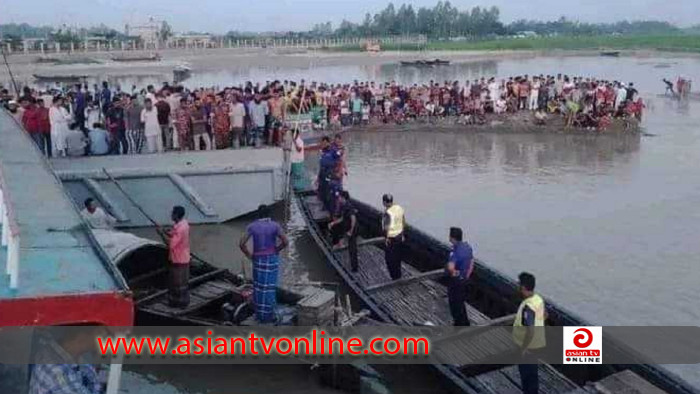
[1,47,696,87]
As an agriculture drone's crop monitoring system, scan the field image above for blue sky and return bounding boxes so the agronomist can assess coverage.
[1,0,697,33]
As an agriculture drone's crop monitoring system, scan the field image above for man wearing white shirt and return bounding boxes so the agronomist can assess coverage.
[229,96,246,149]
[81,198,117,229]
[141,99,162,153]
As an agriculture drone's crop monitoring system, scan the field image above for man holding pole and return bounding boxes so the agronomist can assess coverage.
[162,206,191,308]
[239,205,289,323]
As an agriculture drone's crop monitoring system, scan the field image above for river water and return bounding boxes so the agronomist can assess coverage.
[125,54,700,392]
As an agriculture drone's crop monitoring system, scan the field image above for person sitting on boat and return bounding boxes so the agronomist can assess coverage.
[328,191,359,271]
[80,198,116,229]
[513,272,546,394]
[239,205,289,324]
[445,227,474,327]
[382,194,405,281]
[162,206,191,308]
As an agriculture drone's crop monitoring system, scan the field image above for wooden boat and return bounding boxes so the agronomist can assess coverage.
[112,53,161,62]
[400,60,432,67]
[600,51,621,57]
[93,229,325,326]
[401,59,450,67]
[173,65,192,83]
[426,59,451,66]
[33,74,88,83]
[295,188,699,394]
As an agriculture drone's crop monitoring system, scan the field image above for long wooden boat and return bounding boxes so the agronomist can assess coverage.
[33,74,88,83]
[112,53,161,62]
[295,188,699,394]
[600,51,621,57]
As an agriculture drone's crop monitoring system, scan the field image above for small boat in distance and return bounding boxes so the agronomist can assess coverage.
[600,51,621,57]
[400,59,450,66]
[33,74,88,83]
[112,53,162,62]
[173,64,192,83]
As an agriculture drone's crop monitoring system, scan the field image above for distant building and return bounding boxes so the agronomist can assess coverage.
[126,18,160,49]
[169,34,213,48]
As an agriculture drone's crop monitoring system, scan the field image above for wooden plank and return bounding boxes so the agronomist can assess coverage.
[365,268,445,293]
[334,236,385,251]
[136,268,228,305]
[128,267,167,287]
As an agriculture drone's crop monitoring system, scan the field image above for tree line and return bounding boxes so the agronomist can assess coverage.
[1,1,691,44]
[309,1,684,39]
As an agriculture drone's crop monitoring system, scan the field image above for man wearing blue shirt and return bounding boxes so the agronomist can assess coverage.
[445,227,474,326]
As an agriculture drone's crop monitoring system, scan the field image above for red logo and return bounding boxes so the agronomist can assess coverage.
[573,328,593,348]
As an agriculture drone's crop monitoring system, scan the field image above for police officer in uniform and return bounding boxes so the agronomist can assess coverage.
[318,136,341,211]
[512,272,546,394]
[382,194,405,280]
[445,227,474,326]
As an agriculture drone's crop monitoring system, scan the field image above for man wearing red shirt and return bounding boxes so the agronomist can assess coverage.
[20,97,45,155]
[35,99,52,157]
[163,206,191,307]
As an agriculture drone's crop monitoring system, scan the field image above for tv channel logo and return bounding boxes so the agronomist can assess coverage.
[563,327,602,364]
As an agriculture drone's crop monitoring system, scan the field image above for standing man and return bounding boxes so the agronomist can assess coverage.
[72,84,87,133]
[229,95,246,149]
[318,136,341,211]
[445,227,474,326]
[239,205,289,324]
[328,191,359,272]
[36,98,52,157]
[248,93,269,147]
[513,272,546,394]
[163,206,190,308]
[191,98,212,151]
[155,94,172,150]
[382,194,405,281]
[290,129,306,190]
[124,95,144,154]
[99,81,112,121]
[141,98,162,153]
[106,97,127,155]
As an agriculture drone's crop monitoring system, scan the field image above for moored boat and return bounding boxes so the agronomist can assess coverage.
[33,74,88,83]
[112,53,162,62]
[93,229,329,326]
[295,188,699,394]
[173,65,192,83]
[600,51,621,57]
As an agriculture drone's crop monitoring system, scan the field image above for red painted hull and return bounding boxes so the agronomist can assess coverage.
[0,292,133,326]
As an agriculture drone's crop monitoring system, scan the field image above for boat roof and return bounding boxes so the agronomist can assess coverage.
[91,229,163,263]
[0,111,127,300]
[51,149,285,227]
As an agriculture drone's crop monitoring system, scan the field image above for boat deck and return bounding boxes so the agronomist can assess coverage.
[142,279,234,316]
[51,149,286,227]
[0,111,123,299]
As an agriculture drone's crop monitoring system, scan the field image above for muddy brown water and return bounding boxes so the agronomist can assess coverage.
[121,55,699,392]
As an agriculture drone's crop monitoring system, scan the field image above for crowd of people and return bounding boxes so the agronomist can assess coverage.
[0,73,644,157]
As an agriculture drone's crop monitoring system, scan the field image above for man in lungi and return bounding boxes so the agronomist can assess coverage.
[239,205,289,323]
[162,206,190,308]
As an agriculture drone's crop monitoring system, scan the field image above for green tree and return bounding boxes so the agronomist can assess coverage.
[160,21,173,42]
